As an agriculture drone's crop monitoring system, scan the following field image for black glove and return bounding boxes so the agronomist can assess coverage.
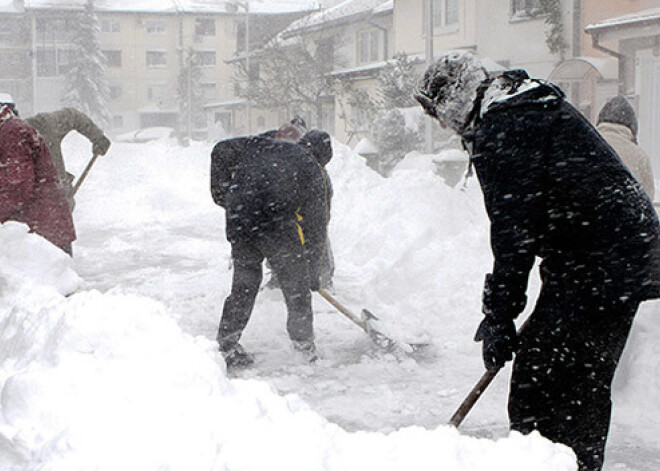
[93,135,111,156]
[474,316,518,372]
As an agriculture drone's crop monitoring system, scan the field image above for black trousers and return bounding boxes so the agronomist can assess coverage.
[218,225,314,349]
[509,278,638,471]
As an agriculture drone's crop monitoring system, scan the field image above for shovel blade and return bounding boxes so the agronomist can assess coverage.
[361,309,412,354]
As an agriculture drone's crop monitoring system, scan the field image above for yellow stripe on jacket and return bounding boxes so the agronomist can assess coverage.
[295,208,305,245]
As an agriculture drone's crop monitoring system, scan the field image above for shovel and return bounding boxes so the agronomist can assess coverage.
[71,152,100,198]
[317,288,414,354]
[448,316,532,428]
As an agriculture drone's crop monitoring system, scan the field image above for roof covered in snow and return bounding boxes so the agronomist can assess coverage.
[281,0,391,37]
[586,7,660,32]
[12,0,317,14]
[0,0,23,13]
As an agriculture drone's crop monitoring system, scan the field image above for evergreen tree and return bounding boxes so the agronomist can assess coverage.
[177,48,205,137]
[61,0,111,127]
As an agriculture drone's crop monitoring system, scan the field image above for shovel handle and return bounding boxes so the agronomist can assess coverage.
[72,152,100,197]
[449,315,533,428]
[317,288,366,329]
[449,368,499,427]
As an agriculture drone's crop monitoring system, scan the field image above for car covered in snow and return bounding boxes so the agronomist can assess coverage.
[115,127,176,143]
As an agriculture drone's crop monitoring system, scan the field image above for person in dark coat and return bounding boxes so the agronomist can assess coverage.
[415,51,660,471]
[0,104,76,254]
[210,132,331,367]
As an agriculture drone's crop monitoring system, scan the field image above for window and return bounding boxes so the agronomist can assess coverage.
[357,29,381,65]
[511,0,542,18]
[36,48,75,77]
[109,86,122,100]
[147,84,167,102]
[103,50,122,68]
[36,49,56,77]
[0,21,14,36]
[195,18,215,36]
[146,19,166,34]
[200,83,216,100]
[36,18,76,43]
[432,0,459,30]
[101,19,120,33]
[56,49,74,74]
[146,51,167,67]
[194,51,216,67]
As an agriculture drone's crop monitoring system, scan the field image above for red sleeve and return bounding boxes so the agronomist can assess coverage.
[0,124,36,221]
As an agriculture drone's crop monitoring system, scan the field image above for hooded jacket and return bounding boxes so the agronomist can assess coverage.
[27,108,109,203]
[0,108,76,249]
[462,71,660,321]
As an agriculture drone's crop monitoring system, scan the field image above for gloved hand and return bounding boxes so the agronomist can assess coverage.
[474,316,518,372]
[93,135,111,156]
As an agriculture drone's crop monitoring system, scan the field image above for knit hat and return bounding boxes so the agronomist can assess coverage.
[415,51,489,133]
[300,130,332,167]
[597,95,638,137]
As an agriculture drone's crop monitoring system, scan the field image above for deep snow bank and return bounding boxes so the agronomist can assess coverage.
[0,139,576,469]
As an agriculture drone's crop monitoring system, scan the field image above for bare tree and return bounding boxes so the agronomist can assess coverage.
[233,33,344,127]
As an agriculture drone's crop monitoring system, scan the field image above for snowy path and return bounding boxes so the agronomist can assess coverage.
[68,137,660,470]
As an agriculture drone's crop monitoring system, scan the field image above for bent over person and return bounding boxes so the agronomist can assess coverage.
[210,131,331,368]
[27,107,111,210]
[0,103,76,254]
[415,51,660,471]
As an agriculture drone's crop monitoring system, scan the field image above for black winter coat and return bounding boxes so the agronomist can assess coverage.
[211,136,329,280]
[465,73,660,321]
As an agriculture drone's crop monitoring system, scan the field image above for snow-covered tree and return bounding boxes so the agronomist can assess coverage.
[376,53,419,109]
[177,48,205,137]
[61,0,111,127]
[365,53,423,176]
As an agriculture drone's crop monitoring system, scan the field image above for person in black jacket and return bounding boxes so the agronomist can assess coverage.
[415,51,660,471]
[210,131,331,367]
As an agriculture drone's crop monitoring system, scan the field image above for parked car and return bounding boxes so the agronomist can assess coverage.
[115,127,176,143]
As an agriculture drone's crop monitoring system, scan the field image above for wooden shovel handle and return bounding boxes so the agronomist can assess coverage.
[317,288,366,329]
[449,315,532,428]
[72,153,100,197]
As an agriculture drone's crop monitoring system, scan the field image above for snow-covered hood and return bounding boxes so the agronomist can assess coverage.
[415,51,489,134]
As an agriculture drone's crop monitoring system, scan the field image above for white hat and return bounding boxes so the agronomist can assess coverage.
[0,93,15,105]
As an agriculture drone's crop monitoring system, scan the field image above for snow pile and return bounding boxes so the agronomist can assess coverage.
[0,135,579,470]
[0,222,82,297]
[0,226,576,470]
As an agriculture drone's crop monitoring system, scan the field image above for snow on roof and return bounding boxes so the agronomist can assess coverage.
[19,0,319,14]
[23,0,234,13]
[282,0,389,36]
[586,7,660,32]
[0,0,23,13]
[246,0,319,15]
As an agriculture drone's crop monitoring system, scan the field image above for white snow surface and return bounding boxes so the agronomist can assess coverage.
[1,133,659,470]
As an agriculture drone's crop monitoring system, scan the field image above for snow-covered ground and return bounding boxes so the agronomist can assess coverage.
[0,133,658,470]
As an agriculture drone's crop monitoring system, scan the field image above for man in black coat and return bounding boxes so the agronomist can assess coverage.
[415,51,660,471]
[210,131,331,367]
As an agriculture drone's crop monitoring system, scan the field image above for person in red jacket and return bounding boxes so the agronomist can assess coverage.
[0,103,76,254]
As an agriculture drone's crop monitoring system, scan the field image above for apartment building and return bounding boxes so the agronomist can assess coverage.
[0,1,281,139]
